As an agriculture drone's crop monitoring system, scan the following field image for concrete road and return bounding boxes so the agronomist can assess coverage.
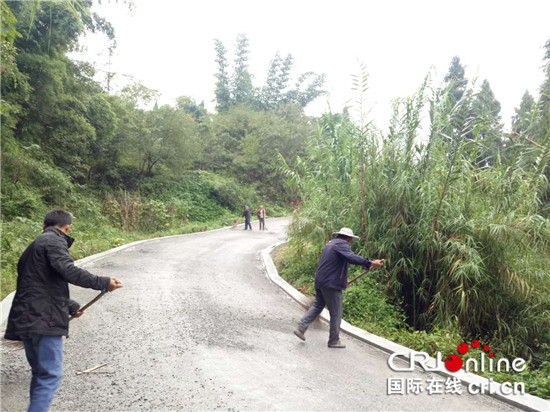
[1,218,518,411]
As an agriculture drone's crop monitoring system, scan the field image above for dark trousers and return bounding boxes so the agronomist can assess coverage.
[23,335,63,412]
[259,218,265,230]
[244,218,252,230]
[298,287,343,346]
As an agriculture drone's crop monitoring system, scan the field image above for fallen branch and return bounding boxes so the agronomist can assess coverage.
[76,363,108,375]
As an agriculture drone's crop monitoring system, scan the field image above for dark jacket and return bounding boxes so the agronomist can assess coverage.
[242,206,251,220]
[314,238,372,290]
[4,227,110,341]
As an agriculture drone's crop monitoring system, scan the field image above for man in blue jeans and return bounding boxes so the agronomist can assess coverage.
[242,205,252,230]
[4,210,123,411]
[294,228,384,348]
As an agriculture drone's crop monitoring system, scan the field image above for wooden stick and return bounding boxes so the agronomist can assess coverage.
[69,291,106,320]
[347,270,369,287]
[76,363,108,375]
[347,260,385,287]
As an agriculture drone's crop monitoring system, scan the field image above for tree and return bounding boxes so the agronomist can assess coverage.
[470,79,503,165]
[207,104,315,200]
[536,39,550,157]
[259,53,293,110]
[512,90,535,133]
[286,71,326,108]
[231,34,254,107]
[539,39,550,121]
[444,56,467,104]
[0,1,29,142]
[85,93,118,181]
[2,1,116,180]
[6,0,114,56]
[117,81,159,107]
[536,39,550,210]
[212,35,326,112]
[134,105,202,177]
[214,38,231,112]
[176,96,207,121]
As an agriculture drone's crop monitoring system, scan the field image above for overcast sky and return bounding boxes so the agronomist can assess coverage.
[74,0,550,130]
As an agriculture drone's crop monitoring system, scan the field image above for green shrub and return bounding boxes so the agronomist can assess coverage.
[1,217,43,298]
[2,150,73,210]
[277,246,318,292]
[140,199,171,232]
[139,173,232,222]
[1,182,45,219]
[343,274,407,332]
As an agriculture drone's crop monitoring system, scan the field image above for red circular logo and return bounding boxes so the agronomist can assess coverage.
[445,355,463,372]
[457,342,469,354]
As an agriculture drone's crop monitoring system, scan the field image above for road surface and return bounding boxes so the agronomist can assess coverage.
[1,218,519,411]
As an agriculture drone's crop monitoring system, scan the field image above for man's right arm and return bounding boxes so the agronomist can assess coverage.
[45,238,111,291]
[335,242,371,268]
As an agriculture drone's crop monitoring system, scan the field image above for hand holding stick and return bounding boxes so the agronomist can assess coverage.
[108,277,123,292]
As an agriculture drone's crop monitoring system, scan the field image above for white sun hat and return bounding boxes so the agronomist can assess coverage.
[332,227,360,239]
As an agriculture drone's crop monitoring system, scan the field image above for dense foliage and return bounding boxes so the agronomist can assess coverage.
[279,57,550,397]
[0,1,317,298]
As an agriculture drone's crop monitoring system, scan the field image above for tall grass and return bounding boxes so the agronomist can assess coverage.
[281,74,550,363]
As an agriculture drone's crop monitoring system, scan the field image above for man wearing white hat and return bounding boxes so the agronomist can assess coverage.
[293,228,384,348]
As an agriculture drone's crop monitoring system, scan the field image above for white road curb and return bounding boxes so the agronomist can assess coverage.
[260,241,550,412]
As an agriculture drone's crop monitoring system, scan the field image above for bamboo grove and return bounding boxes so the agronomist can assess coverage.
[281,66,550,364]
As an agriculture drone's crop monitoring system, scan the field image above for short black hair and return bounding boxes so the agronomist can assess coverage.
[44,209,72,228]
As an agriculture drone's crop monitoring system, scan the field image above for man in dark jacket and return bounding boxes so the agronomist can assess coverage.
[293,228,383,348]
[242,205,252,230]
[4,209,123,412]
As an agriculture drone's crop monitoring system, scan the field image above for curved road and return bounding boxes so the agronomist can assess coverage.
[2,218,517,411]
